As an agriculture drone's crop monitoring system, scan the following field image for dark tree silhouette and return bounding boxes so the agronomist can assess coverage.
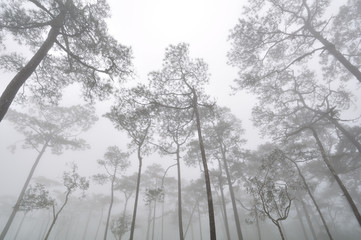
[0,0,133,121]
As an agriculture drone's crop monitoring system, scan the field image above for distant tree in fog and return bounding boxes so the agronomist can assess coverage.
[0,101,97,240]
[13,183,54,240]
[153,107,194,240]
[115,174,138,217]
[143,164,165,240]
[182,178,208,240]
[110,214,131,240]
[205,106,246,240]
[43,163,89,240]
[0,0,133,122]
[144,187,164,240]
[93,146,130,240]
[106,89,154,240]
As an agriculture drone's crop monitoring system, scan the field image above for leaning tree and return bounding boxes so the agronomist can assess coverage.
[43,163,89,240]
[93,146,130,240]
[1,101,97,240]
[0,0,133,121]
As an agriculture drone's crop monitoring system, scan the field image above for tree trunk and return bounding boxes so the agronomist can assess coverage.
[146,203,152,240]
[300,200,318,240]
[255,209,262,240]
[305,23,361,83]
[161,197,165,240]
[327,116,361,155]
[217,167,231,240]
[280,221,288,240]
[272,198,288,240]
[311,128,361,227]
[44,190,71,240]
[122,195,130,218]
[41,209,52,240]
[294,201,310,240]
[176,145,185,240]
[129,147,143,240]
[275,221,285,240]
[0,141,49,240]
[95,205,105,240]
[0,11,66,122]
[104,171,117,240]
[197,202,203,240]
[151,199,157,240]
[192,90,216,240]
[219,144,244,240]
[184,200,198,238]
[191,222,194,240]
[292,161,333,240]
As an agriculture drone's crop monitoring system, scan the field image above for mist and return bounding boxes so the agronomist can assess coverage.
[1,0,361,240]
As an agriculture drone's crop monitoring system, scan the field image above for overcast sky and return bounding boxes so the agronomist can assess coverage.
[0,0,263,199]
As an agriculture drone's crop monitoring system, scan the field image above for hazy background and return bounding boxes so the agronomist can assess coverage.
[1,0,360,239]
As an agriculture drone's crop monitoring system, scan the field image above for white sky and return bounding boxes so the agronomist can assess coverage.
[0,0,263,199]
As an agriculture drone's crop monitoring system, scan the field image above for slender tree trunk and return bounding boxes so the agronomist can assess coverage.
[151,199,157,240]
[0,11,67,122]
[122,195,130,218]
[301,200,318,240]
[192,90,216,240]
[13,211,27,240]
[275,221,285,240]
[294,201,310,240]
[217,174,231,240]
[129,147,143,240]
[197,203,203,240]
[176,146,184,240]
[184,200,199,238]
[191,222,194,240]
[292,160,333,240]
[304,22,361,83]
[161,197,165,240]
[95,205,106,240]
[219,144,244,240]
[0,141,49,240]
[160,163,176,240]
[41,209,52,240]
[311,128,361,227]
[104,171,117,240]
[44,190,71,240]
[255,209,262,240]
[146,203,152,240]
[272,198,288,240]
[280,222,288,240]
